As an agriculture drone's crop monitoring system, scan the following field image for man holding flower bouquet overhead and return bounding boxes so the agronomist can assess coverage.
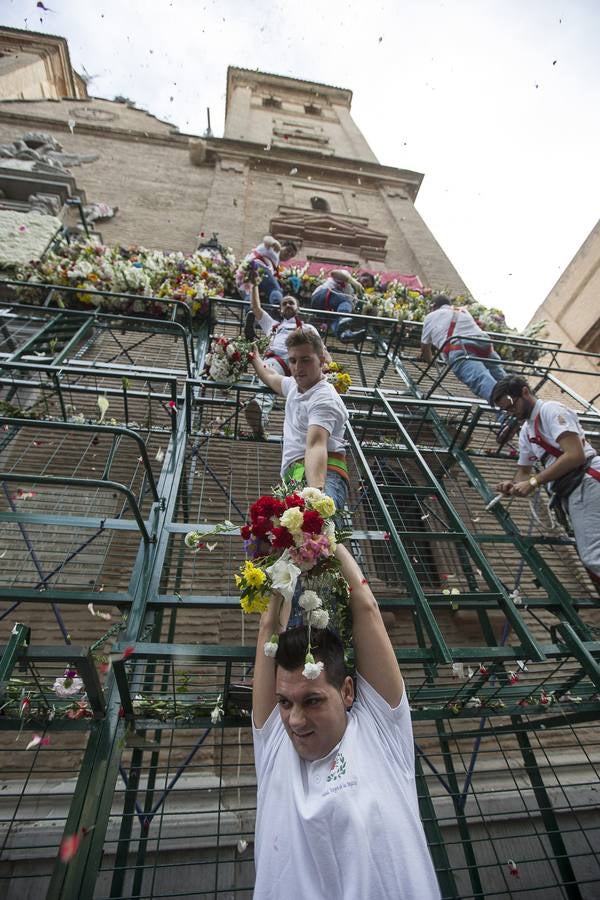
[251,541,441,900]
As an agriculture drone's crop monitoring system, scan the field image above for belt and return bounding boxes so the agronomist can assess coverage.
[284,452,349,485]
[446,342,493,358]
[264,351,291,376]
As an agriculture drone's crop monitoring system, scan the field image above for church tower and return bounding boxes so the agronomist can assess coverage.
[192,67,468,292]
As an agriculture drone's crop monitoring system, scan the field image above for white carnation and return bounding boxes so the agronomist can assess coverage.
[299,590,322,612]
[265,554,301,602]
[302,660,324,680]
[309,607,330,629]
[301,487,325,503]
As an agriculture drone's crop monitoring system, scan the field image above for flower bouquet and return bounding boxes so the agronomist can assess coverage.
[185,485,352,677]
[234,258,268,296]
[203,332,269,385]
[324,361,352,394]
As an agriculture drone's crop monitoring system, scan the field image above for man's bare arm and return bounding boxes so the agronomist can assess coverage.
[420,343,433,363]
[511,432,586,497]
[253,593,290,728]
[250,284,264,321]
[329,269,362,295]
[336,544,403,706]
[251,349,285,395]
[305,424,329,490]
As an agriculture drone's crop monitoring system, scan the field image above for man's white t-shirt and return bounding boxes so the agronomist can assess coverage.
[257,312,318,360]
[252,675,441,900]
[518,399,600,481]
[244,243,279,273]
[421,306,487,358]
[280,376,348,475]
[320,275,355,297]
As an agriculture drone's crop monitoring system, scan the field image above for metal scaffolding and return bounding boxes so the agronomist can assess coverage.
[1,284,599,899]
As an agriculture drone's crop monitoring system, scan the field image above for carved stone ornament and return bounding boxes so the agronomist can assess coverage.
[270,210,387,261]
[0,135,99,172]
[69,107,118,123]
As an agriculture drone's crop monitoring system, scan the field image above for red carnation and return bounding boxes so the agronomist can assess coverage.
[250,495,285,521]
[240,524,252,541]
[284,492,305,510]
[302,509,324,533]
[252,515,272,538]
[271,527,294,549]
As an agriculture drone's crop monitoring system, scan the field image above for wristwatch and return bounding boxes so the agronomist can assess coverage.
[529,475,539,489]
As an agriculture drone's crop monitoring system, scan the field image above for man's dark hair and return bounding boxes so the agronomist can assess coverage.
[280,241,298,257]
[490,375,531,406]
[431,293,452,310]
[276,626,347,688]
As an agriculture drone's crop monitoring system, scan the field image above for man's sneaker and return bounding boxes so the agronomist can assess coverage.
[339,328,367,344]
[496,417,519,447]
[245,399,265,439]
[244,311,256,341]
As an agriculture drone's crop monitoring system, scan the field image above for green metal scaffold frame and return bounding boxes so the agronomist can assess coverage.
[0,283,599,899]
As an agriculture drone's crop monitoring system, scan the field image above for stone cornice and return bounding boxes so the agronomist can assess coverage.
[0,26,84,99]
[0,107,188,148]
[195,136,423,199]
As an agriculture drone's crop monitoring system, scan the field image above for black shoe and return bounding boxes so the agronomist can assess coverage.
[339,328,367,344]
[244,311,256,341]
[496,417,519,447]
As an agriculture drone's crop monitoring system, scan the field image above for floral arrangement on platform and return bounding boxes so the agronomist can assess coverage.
[7,237,546,359]
[204,332,270,385]
[185,485,352,676]
[324,361,352,394]
[13,239,235,322]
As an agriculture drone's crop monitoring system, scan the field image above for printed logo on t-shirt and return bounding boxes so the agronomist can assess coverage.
[326,751,347,782]
[321,751,357,797]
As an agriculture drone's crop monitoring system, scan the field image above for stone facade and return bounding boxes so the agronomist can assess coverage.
[0,41,469,294]
[527,218,600,402]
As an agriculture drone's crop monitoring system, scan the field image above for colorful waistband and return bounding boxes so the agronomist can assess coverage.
[284,453,349,485]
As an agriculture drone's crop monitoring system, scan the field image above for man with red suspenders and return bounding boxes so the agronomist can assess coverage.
[245,284,327,439]
[492,375,600,586]
[420,294,507,402]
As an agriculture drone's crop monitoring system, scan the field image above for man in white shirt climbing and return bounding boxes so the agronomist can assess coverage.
[492,375,600,587]
[251,543,441,900]
[420,294,507,403]
[249,324,347,510]
[245,284,327,440]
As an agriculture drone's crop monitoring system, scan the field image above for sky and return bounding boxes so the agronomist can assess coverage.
[4,0,600,329]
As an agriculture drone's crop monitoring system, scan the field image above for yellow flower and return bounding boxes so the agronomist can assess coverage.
[240,592,270,614]
[313,496,336,518]
[234,574,242,587]
[242,561,266,588]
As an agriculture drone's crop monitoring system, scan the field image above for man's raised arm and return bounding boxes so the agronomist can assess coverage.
[250,283,264,321]
[250,348,285,395]
[336,543,403,707]
[253,593,290,728]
